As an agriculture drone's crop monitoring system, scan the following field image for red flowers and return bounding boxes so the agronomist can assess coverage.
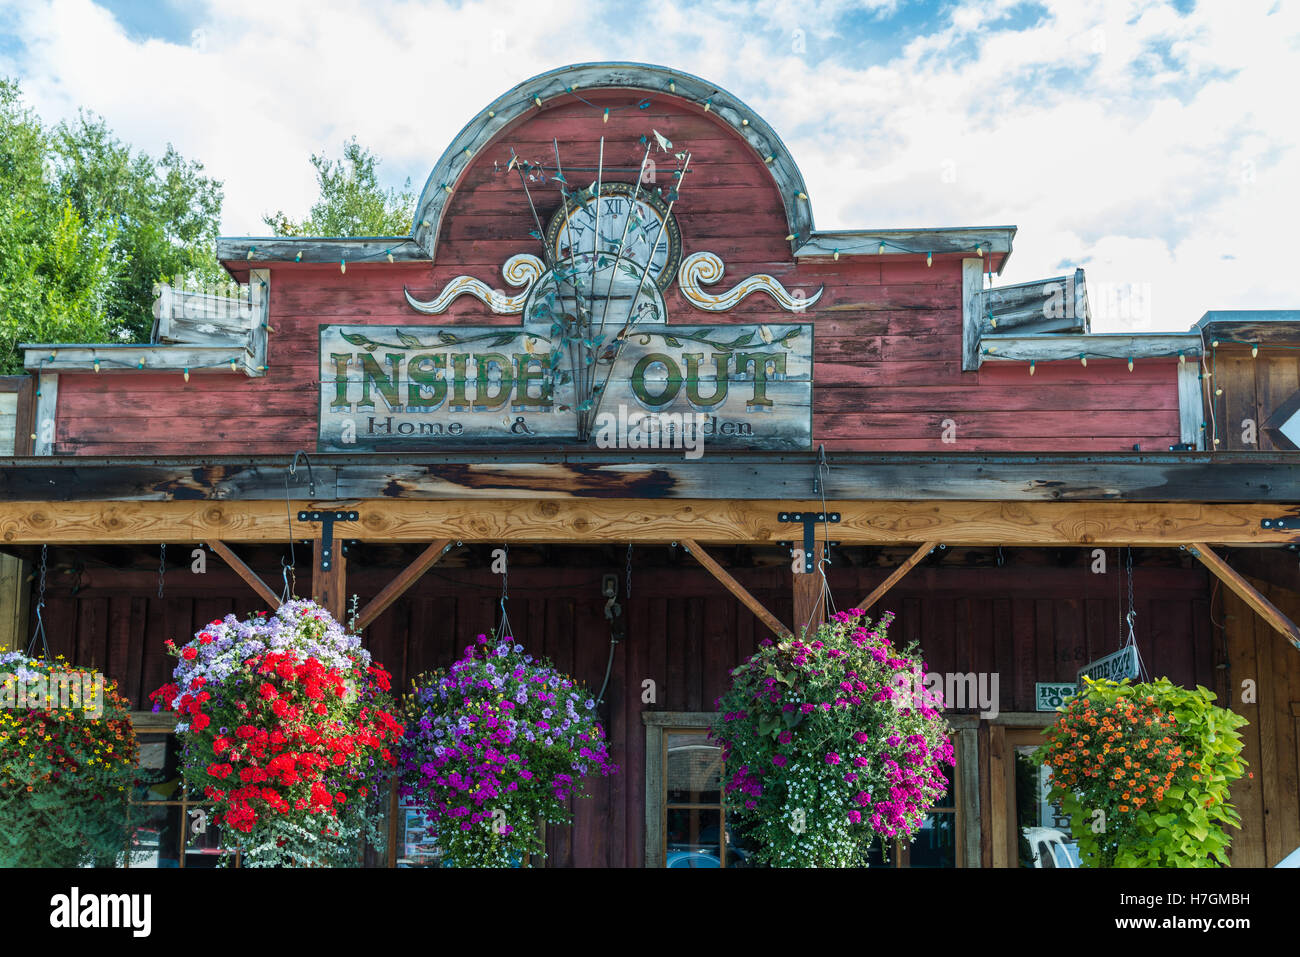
[151,602,405,864]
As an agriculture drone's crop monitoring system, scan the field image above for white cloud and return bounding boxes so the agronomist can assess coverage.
[1,0,1296,331]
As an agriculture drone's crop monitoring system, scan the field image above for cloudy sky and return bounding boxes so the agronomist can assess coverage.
[1,0,1296,331]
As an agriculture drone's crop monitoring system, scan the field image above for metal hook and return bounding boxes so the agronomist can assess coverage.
[289,450,316,498]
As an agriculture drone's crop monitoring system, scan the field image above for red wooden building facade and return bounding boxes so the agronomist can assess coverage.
[2,62,1298,867]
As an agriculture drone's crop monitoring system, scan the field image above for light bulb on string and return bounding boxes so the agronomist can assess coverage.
[1080,354,1088,368]
[183,367,190,383]
[1178,351,1185,364]
[603,108,609,123]
[878,243,885,255]
[93,358,100,373]
[386,249,394,264]
[1251,344,1259,358]
[340,259,347,274]
[1127,357,1134,372]
[833,249,840,261]
[1029,360,1036,376]
[926,251,933,267]
[137,358,145,370]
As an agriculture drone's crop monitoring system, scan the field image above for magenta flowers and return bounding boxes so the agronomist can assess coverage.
[710,609,953,867]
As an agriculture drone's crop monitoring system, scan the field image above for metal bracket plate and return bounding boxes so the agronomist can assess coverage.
[297,509,359,572]
[777,511,841,573]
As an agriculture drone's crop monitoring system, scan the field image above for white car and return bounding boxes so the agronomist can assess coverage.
[1023,826,1080,868]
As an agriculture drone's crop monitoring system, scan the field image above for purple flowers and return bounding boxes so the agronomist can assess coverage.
[398,634,618,867]
[825,752,841,765]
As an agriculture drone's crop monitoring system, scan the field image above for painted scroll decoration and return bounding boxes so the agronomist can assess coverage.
[678,251,823,312]
[404,253,545,315]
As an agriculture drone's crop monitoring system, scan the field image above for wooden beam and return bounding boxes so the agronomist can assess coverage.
[6,453,1300,504]
[856,542,938,612]
[978,332,1201,366]
[354,539,453,631]
[792,540,825,638]
[206,540,281,609]
[1190,543,1300,651]
[313,536,347,623]
[679,538,790,639]
[2,500,1299,547]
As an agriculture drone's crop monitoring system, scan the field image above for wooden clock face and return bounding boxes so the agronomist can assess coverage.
[544,182,682,292]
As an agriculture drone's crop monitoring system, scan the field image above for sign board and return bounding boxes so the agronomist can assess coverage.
[318,323,812,451]
[1077,645,1140,684]
[1035,682,1078,711]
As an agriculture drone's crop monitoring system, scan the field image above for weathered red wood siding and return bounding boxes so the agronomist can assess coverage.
[43,559,1216,867]
[48,91,1181,454]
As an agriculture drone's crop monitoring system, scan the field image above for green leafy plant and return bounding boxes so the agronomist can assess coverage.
[0,653,140,867]
[1037,676,1248,867]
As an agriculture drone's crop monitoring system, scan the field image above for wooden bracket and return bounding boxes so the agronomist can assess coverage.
[679,538,791,639]
[855,541,939,613]
[206,540,281,609]
[354,539,454,631]
[1190,542,1300,651]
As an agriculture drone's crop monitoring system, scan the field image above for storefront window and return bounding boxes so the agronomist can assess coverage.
[663,729,755,867]
[870,762,957,868]
[124,732,238,868]
[1015,745,1080,868]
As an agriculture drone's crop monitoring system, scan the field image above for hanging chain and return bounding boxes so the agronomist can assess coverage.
[498,543,513,640]
[158,543,167,598]
[625,543,633,600]
[26,545,50,659]
[1125,547,1135,639]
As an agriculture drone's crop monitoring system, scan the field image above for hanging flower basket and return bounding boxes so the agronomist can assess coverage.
[150,599,403,867]
[710,609,954,867]
[0,653,140,867]
[399,633,618,867]
[1036,676,1248,866]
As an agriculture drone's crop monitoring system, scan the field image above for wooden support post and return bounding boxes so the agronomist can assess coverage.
[1190,542,1300,650]
[679,538,791,639]
[207,540,281,610]
[355,539,453,631]
[855,542,938,612]
[792,540,825,638]
[313,535,347,623]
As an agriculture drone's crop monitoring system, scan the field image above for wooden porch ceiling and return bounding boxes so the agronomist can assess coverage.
[1,498,1297,547]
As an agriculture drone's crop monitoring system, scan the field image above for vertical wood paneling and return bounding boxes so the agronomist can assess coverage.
[1223,589,1265,866]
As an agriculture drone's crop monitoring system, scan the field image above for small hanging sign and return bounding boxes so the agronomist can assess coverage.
[1035,682,1078,711]
[1077,645,1140,684]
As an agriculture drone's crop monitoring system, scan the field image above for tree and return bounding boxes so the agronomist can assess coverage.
[0,81,119,373]
[263,137,415,237]
[0,78,224,374]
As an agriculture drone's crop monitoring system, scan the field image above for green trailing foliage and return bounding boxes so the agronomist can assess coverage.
[1037,676,1248,867]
